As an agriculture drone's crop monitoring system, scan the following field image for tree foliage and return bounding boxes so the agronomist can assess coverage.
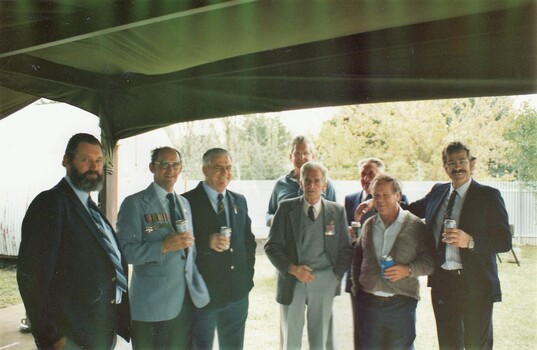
[315,97,517,181]
[505,102,537,189]
[165,114,291,180]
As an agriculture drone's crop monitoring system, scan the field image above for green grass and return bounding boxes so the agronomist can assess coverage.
[2,247,536,349]
[0,261,21,309]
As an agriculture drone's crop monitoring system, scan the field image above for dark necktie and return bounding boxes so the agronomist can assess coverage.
[217,193,227,226]
[445,190,458,220]
[438,190,458,262]
[167,193,188,255]
[88,198,128,292]
[308,205,315,221]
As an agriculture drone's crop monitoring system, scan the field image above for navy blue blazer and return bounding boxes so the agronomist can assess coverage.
[407,180,512,301]
[183,182,256,309]
[17,178,130,348]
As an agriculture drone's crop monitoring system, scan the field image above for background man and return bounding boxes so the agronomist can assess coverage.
[17,133,130,349]
[356,141,512,349]
[117,146,209,349]
[265,161,352,350]
[266,135,336,227]
[352,174,434,349]
[183,148,256,350]
[344,157,409,348]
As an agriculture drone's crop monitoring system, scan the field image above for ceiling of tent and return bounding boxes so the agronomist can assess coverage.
[1,0,536,149]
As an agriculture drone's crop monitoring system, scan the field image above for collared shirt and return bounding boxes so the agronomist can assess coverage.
[65,176,123,303]
[202,181,229,226]
[266,170,337,226]
[303,197,322,220]
[433,178,471,270]
[372,207,406,297]
[152,182,183,221]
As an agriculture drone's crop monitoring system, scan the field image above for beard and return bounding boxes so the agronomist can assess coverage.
[70,167,104,192]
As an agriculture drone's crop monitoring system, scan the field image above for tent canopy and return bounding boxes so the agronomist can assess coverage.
[1,0,536,149]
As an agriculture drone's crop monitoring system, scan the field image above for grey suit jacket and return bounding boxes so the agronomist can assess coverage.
[264,196,353,305]
[117,183,209,322]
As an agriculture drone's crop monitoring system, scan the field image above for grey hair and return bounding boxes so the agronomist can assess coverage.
[202,148,232,167]
[358,157,385,171]
[300,161,328,184]
[370,174,403,195]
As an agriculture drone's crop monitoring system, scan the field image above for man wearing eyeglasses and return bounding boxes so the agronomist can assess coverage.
[355,141,512,349]
[116,146,210,349]
[183,148,256,350]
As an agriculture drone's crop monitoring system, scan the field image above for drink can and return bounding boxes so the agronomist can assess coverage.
[220,226,232,238]
[381,255,395,279]
[176,219,188,233]
[444,219,457,231]
[351,221,361,237]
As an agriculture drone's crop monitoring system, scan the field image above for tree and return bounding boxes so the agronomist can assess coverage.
[316,97,517,181]
[505,102,537,189]
[164,114,292,180]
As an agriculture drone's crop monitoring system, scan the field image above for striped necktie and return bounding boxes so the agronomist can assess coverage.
[217,193,227,226]
[88,198,128,292]
[438,190,458,263]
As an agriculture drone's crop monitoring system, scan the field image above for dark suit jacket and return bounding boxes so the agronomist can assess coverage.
[183,182,256,309]
[17,178,130,349]
[264,197,353,305]
[406,179,512,301]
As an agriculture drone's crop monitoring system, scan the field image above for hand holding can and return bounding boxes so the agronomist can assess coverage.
[220,226,231,250]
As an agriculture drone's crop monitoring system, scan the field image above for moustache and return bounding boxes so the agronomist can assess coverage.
[451,169,466,175]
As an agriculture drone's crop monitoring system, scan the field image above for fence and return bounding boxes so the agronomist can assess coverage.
[1,180,536,257]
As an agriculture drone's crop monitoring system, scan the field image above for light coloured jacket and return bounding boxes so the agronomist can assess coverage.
[117,183,209,322]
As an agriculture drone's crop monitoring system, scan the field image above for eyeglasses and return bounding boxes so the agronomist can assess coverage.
[154,161,181,170]
[445,159,469,168]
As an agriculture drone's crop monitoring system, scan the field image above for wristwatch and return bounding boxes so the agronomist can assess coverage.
[468,237,475,251]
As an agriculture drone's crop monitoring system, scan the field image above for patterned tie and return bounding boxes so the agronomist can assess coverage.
[308,206,315,221]
[167,193,188,255]
[438,190,458,262]
[445,190,458,220]
[217,193,227,226]
[88,198,128,292]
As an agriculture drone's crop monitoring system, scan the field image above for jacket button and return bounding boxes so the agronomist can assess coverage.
[111,277,116,282]
[110,299,116,304]
[230,265,235,270]
[230,248,234,252]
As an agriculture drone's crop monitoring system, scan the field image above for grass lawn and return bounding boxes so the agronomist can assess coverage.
[2,246,536,349]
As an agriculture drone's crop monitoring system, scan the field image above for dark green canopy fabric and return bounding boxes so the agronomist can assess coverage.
[1,0,536,152]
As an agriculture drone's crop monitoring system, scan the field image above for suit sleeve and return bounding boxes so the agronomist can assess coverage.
[116,196,164,265]
[242,197,257,278]
[473,188,512,254]
[17,192,64,348]
[264,203,294,275]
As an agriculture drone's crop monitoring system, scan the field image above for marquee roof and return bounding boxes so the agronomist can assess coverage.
[1,0,536,151]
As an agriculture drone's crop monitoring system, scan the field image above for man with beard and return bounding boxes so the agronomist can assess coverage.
[17,133,130,349]
[355,141,512,349]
